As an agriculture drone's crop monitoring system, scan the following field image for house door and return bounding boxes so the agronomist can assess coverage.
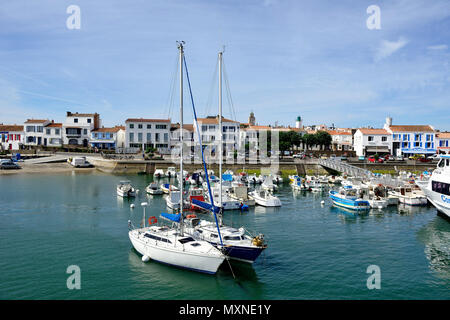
[37,137,42,145]
[44,138,47,146]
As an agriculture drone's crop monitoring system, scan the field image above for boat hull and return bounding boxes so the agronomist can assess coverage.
[129,231,224,274]
[329,191,370,211]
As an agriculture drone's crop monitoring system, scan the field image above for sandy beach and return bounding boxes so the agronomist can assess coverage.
[0,162,97,175]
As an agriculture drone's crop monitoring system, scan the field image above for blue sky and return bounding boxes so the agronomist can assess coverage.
[0,0,449,130]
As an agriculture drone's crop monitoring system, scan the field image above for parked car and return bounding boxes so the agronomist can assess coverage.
[358,156,365,161]
[293,153,304,159]
[340,156,348,161]
[417,157,431,163]
[368,156,384,163]
[395,155,404,161]
[320,155,328,159]
[0,159,21,170]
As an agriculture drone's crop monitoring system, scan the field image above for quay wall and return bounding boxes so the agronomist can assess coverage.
[90,158,436,176]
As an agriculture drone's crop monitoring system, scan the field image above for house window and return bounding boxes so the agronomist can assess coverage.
[46,129,51,135]
[138,133,142,142]
[138,124,143,129]
[36,126,43,133]
[147,133,151,142]
[414,142,420,147]
[164,133,168,142]
[209,125,215,131]
[368,136,374,142]
[26,126,35,132]
[156,124,167,129]
[129,133,134,142]
[415,134,420,141]
[83,129,87,135]
[55,129,60,135]
[381,136,387,142]
[74,118,78,123]
[155,133,160,142]
[129,124,134,129]
[87,119,91,123]
[403,134,407,141]
[147,124,151,129]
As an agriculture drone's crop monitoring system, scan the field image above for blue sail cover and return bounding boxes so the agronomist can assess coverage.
[161,212,181,222]
[192,199,220,214]
[222,174,233,181]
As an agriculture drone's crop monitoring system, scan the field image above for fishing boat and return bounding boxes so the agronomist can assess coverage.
[166,189,181,209]
[249,189,282,207]
[153,169,165,178]
[388,186,428,206]
[329,186,370,211]
[117,180,136,197]
[165,167,176,178]
[353,185,388,209]
[145,182,163,195]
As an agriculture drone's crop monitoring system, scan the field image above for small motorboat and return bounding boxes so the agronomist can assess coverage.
[153,169,165,178]
[145,182,163,195]
[249,189,282,207]
[166,189,181,209]
[165,167,176,178]
[160,183,179,194]
[329,186,370,211]
[117,180,136,197]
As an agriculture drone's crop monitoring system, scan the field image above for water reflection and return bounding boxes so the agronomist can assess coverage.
[417,217,450,281]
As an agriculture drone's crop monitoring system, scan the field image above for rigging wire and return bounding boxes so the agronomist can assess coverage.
[204,57,219,117]
[164,54,179,120]
[222,58,237,122]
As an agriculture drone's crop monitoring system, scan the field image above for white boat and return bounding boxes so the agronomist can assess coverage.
[145,182,163,195]
[329,186,370,211]
[153,169,165,178]
[160,183,179,194]
[129,43,225,275]
[248,174,262,184]
[228,185,255,206]
[291,176,311,191]
[128,223,224,274]
[272,174,283,184]
[204,185,242,210]
[189,172,203,185]
[117,180,136,197]
[249,189,282,207]
[354,185,388,209]
[416,155,450,219]
[388,186,428,206]
[261,174,278,192]
[166,190,181,209]
[165,167,176,178]
[176,170,188,179]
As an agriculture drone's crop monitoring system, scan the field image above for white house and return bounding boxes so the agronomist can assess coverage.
[125,118,171,153]
[194,116,240,154]
[383,117,436,156]
[90,126,125,150]
[327,130,353,151]
[44,122,63,147]
[0,125,24,151]
[62,112,101,147]
[353,128,392,157]
[24,119,51,146]
[436,132,450,154]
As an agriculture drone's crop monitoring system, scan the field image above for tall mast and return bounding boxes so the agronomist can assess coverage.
[178,41,184,232]
[218,51,223,216]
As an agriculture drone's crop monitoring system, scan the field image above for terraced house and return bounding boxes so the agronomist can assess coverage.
[384,117,436,157]
[90,126,125,150]
[0,125,24,150]
[62,112,101,147]
[125,118,171,153]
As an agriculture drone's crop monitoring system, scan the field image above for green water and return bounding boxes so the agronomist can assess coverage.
[0,172,449,300]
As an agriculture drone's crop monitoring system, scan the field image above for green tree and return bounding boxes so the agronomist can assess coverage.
[315,131,332,150]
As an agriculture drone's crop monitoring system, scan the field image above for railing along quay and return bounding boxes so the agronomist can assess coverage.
[318,158,373,178]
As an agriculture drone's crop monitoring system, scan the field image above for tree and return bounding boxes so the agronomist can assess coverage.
[315,131,332,150]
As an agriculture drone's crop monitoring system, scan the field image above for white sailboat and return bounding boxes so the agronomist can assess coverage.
[128,42,225,274]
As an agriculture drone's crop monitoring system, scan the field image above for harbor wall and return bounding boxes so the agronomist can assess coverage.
[90,158,436,176]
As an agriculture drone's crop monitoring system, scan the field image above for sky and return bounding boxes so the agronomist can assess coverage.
[0,0,449,130]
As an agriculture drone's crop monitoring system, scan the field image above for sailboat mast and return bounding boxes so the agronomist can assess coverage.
[178,41,184,231]
[218,51,223,213]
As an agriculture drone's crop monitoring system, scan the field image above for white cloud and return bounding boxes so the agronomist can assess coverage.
[375,37,409,61]
[427,44,448,50]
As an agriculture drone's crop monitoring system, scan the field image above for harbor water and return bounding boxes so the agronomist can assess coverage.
[0,172,449,299]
